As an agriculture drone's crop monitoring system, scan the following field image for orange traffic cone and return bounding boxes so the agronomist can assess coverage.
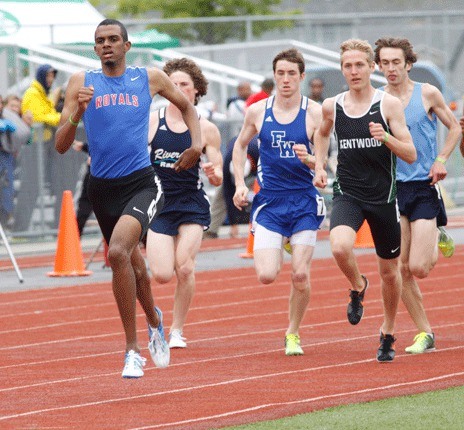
[239,179,260,259]
[48,190,92,277]
[239,223,254,259]
[354,220,375,248]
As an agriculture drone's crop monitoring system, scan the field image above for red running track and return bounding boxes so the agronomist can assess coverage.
[0,248,463,429]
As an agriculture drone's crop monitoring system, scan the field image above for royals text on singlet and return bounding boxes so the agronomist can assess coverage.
[83,66,152,178]
[149,107,202,196]
[333,90,396,204]
[257,95,318,195]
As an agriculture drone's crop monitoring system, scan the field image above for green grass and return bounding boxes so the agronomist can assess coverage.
[219,385,464,430]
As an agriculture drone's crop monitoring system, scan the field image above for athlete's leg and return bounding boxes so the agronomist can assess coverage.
[330,225,366,291]
[107,215,148,353]
[132,243,158,331]
[408,218,439,278]
[253,223,283,284]
[287,239,314,336]
[400,216,434,333]
[171,223,204,332]
[377,256,402,335]
[146,229,175,284]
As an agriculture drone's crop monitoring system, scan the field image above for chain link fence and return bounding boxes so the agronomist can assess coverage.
[1,11,463,240]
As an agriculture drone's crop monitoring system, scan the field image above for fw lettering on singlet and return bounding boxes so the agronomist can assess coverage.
[271,130,296,158]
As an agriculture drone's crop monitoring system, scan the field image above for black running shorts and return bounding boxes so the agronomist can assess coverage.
[330,193,401,259]
[87,166,164,244]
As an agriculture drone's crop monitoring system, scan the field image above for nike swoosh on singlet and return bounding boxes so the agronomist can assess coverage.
[133,207,144,214]
[131,76,140,81]
[369,110,378,115]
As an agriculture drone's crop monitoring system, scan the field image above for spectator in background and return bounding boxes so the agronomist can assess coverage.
[460,115,464,157]
[22,64,60,130]
[245,77,274,107]
[227,81,253,121]
[223,134,259,238]
[204,81,253,240]
[308,77,325,104]
[72,140,92,236]
[0,94,33,228]
[14,64,61,231]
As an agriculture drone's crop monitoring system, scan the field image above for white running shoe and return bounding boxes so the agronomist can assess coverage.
[148,307,170,368]
[122,350,146,378]
[169,329,187,348]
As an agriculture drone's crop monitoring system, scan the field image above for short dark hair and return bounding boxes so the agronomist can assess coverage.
[272,48,305,74]
[374,37,417,66]
[261,78,275,93]
[96,19,128,42]
[163,58,208,105]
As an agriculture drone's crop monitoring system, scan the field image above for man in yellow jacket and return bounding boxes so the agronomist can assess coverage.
[22,64,61,129]
[15,64,62,231]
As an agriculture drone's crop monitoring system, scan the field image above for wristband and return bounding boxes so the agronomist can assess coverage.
[435,156,446,164]
[68,114,80,127]
[383,132,389,144]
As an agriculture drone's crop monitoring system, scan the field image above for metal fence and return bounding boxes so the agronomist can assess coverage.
[1,10,463,239]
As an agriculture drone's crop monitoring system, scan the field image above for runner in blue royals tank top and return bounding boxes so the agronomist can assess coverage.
[55,19,202,378]
[233,48,325,357]
[375,37,461,354]
[315,39,416,362]
[146,58,223,350]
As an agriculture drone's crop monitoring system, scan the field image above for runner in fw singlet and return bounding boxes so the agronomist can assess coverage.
[333,89,396,204]
[251,95,325,238]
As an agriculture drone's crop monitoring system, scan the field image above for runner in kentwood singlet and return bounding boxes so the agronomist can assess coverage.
[55,19,202,379]
[314,38,416,362]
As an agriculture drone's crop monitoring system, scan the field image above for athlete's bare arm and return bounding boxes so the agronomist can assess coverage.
[373,94,416,164]
[55,72,91,154]
[423,84,461,184]
[232,101,263,210]
[293,100,323,169]
[313,97,334,188]
[201,119,223,187]
[148,68,202,172]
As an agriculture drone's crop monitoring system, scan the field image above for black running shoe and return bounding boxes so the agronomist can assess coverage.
[377,332,396,362]
[347,275,368,325]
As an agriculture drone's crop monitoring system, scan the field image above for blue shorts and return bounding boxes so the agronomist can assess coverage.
[150,189,211,236]
[397,180,447,226]
[250,188,326,238]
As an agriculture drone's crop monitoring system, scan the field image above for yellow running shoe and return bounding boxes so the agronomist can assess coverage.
[438,227,455,258]
[285,334,304,356]
[405,332,435,354]
[283,242,293,255]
